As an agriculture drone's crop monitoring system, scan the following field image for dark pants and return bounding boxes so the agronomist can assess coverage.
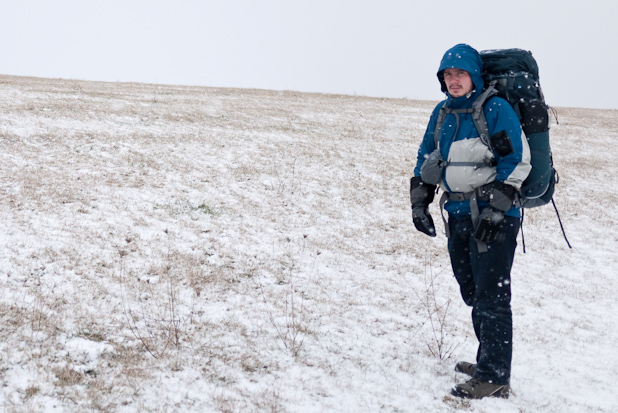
[447,214,520,385]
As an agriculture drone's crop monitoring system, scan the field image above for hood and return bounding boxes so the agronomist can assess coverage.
[437,44,484,100]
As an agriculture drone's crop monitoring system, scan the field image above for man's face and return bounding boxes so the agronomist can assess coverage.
[443,68,473,98]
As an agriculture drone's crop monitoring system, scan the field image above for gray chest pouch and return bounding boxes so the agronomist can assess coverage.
[420,149,445,186]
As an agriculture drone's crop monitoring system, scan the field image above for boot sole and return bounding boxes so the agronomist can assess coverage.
[450,385,510,399]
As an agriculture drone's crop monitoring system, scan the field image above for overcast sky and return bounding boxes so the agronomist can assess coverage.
[1,0,616,109]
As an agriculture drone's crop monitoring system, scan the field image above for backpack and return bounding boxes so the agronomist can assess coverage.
[433,48,555,208]
[432,49,571,250]
[480,48,555,208]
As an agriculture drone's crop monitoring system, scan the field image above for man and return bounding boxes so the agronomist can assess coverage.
[410,44,531,399]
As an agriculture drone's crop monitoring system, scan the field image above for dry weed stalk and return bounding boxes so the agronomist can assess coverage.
[411,260,463,360]
[269,157,300,196]
[257,238,308,356]
[118,237,194,359]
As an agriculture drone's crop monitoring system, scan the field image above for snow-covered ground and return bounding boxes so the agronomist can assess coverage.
[0,74,616,412]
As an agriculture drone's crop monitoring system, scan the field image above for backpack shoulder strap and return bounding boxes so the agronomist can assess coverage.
[433,104,449,149]
[471,81,498,149]
[433,81,499,150]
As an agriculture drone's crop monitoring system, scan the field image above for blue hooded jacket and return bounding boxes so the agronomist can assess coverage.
[414,44,531,218]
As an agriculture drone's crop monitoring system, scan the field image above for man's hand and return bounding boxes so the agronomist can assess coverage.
[412,206,436,237]
[478,181,518,212]
[473,207,505,243]
[410,177,437,237]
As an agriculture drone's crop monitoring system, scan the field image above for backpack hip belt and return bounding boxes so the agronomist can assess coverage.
[439,188,494,253]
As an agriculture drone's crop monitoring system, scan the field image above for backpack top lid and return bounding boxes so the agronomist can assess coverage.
[480,49,540,81]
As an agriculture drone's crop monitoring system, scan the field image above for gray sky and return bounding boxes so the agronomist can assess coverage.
[1,0,616,109]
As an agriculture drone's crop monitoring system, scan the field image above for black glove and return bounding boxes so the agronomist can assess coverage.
[410,177,437,237]
[473,207,505,243]
[477,181,518,212]
[412,206,436,237]
[410,176,436,205]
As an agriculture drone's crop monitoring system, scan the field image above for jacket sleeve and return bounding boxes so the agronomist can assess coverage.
[413,103,444,177]
[484,97,531,189]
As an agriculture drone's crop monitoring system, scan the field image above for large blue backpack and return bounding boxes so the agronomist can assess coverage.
[432,49,570,249]
[480,48,555,208]
[433,48,556,208]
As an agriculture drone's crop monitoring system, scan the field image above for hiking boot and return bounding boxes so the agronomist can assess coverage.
[450,378,510,399]
[454,361,477,377]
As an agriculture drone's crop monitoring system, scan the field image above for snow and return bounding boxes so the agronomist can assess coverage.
[0,74,617,412]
